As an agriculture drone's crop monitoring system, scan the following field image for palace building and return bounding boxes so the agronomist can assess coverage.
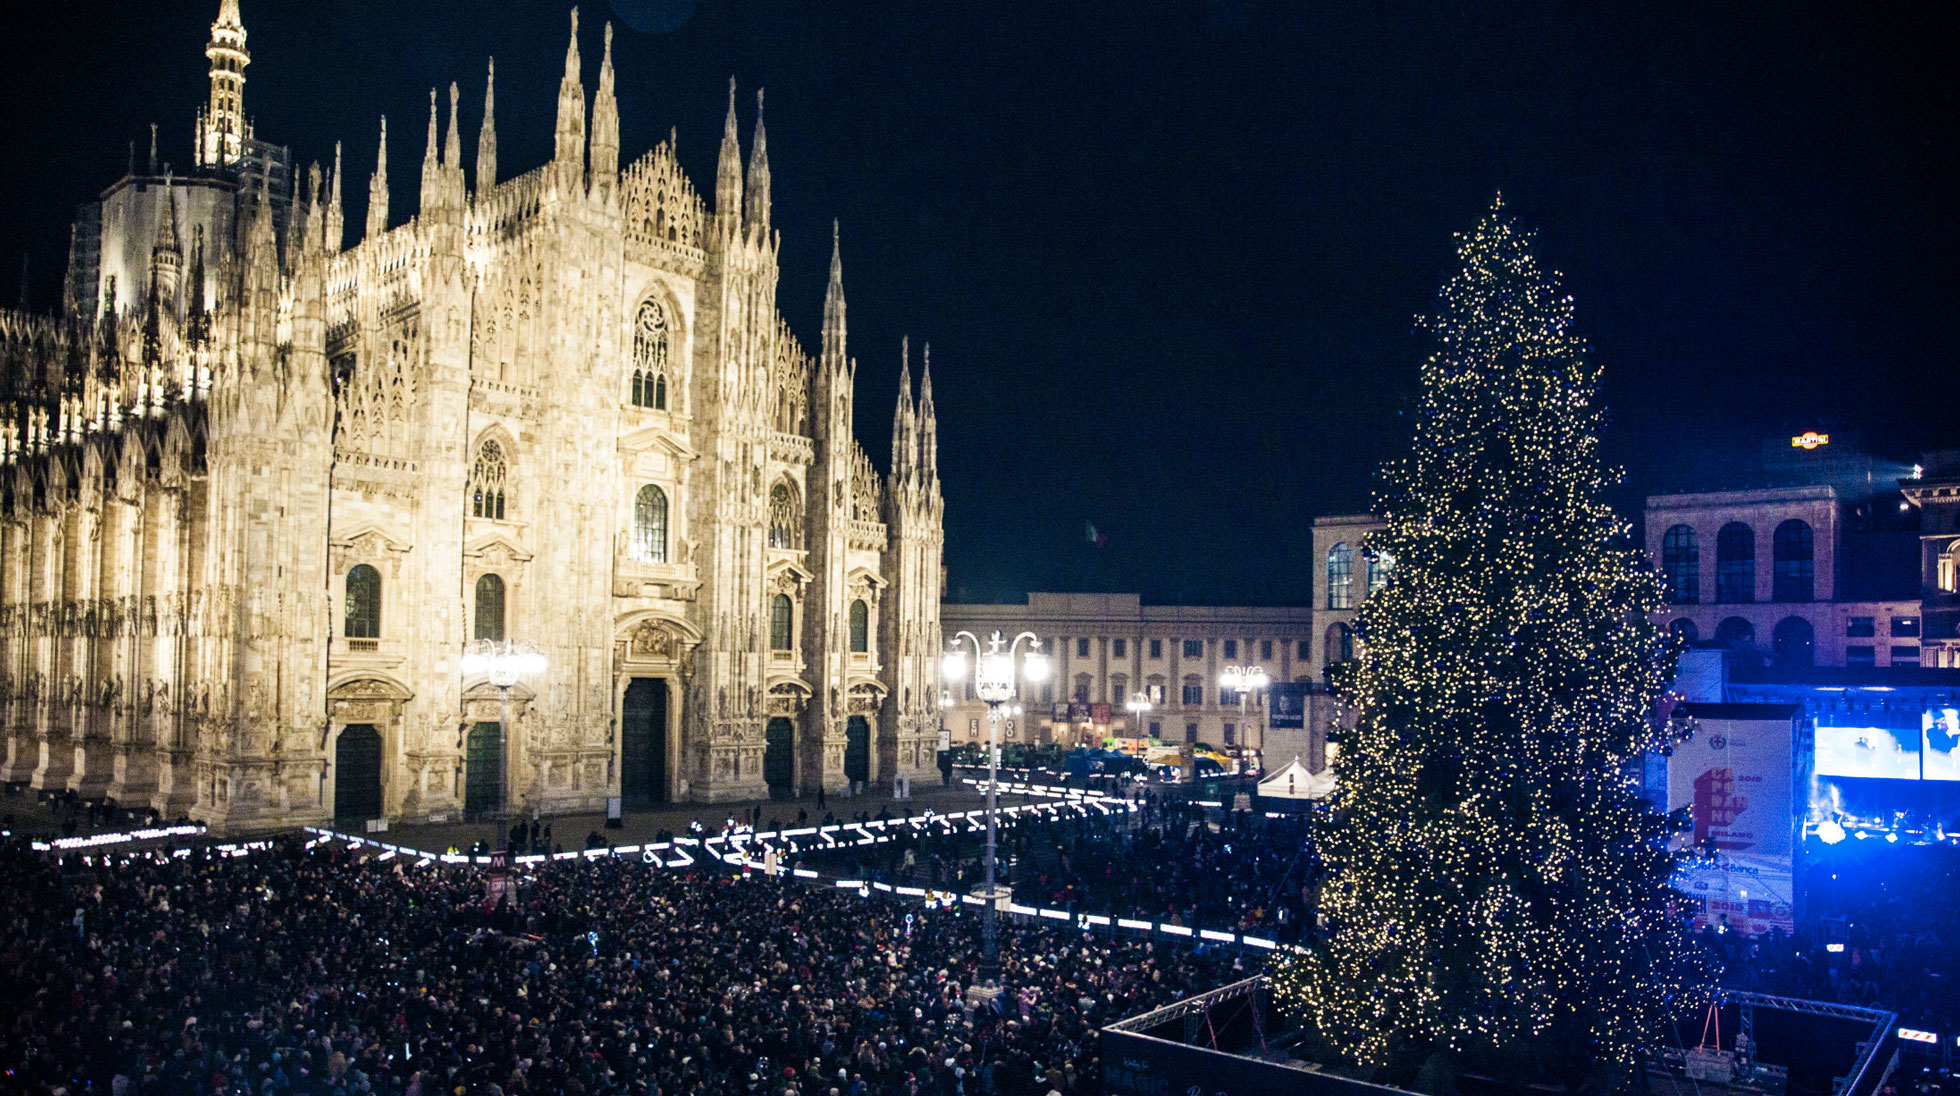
[0,3,946,830]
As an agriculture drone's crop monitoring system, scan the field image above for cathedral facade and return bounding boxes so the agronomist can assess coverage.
[0,3,947,831]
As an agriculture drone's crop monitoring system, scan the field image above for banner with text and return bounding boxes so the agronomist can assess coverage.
[1667,709,1799,936]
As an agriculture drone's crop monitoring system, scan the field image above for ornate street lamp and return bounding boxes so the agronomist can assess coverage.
[1217,663,1269,773]
[461,638,546,847]
[942,629,1048,1000]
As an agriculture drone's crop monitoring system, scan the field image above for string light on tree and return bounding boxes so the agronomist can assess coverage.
[1273,195,1713,1089]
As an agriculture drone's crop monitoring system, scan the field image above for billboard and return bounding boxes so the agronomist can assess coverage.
[1268,682,1309,730]
[1815,722,1921,781]
[1668,708,1799,936]
[1923,708,1960,782]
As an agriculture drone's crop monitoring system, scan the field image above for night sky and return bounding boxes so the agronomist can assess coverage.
[1,0,1954,605]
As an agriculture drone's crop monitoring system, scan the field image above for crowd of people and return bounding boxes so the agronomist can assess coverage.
[0,836,1254,1096]
[1706,842,1960,1035]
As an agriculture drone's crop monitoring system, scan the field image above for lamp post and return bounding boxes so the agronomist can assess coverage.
[460,638,546,849]
[942,629,1048,1000]
[1217,663,1268,773]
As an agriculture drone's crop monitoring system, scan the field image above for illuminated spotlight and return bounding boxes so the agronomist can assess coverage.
[1901,500,1912,512]
[1885,831,1899,843]
[1826,942,1845,953]
[1816,820,1847,845]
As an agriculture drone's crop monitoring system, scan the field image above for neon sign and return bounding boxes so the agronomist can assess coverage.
[1790,431,1830,450]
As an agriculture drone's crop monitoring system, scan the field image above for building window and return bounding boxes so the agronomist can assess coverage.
[469,439,508,520]
[344,565,381,639]
[1111,673,1128,702]
[1149,639,1163,659]
[849,599,869,653]
[1847,616,1875,638]
[1039,681,1054,703]
[769,594,793,651]
[1892,616,1920,638]
[767,481,802,549]
[1260,639,1273,661]
[1181,678,1204,706]
[1223,722,1237,746]
[1297,640,1310,660]
[1891,645,1920,666]
[1074,674,1092,703]
[1185,722,1198,743]
[1077,637,1091,659]
[1146,682,1165,704]
[632,484,668,563]
[1940,547,1959,593]
[1668,618,1699,642]
[1224,639,1238,659]
[1327,543,1354,609]
[473,573,505,641]
[1716,523,1755,603]
[1113,638,1127,658]
[1771,616,1814,670]
[1367,550,1394,595]
[1147,721,1161,738]
[1182,639,1203,659]
[1846,645,1876,667]
[1661,524,1699,604]
[1326,622,1354,664]
[1715,616,1755,652]
[630,299,670,409]
[1772,519,1814,602]
[1220,686,1239,707]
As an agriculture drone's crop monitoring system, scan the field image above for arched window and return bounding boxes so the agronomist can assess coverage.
[630,299,670,409]
[1716,522,1755,603]
[1662,524,1699,604]
[768,481,802,550]
[1366,550,1394,595]
[1668,618,1700,642]
[770,594,793,651]
[1325,622,1353,664]
[632,485,668,563]
[474,573,506,641]
[469,439,508,520]
[848,599,869,653]
[1772,616,1815,669]
[1715,616,1755,651]
[345,565,381,639]
[1773,519,1814,602]
[1326,543,1354,610]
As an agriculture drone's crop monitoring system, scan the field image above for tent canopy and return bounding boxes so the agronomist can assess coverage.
[1257,756,1335,800]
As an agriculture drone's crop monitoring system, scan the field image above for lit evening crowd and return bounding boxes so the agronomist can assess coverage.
[0,833,1250,1096]
[5,784,1958,1095]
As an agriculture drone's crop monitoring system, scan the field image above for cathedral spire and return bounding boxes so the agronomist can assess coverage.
[554,8,587,187]
[588,22,619,196]
[918,343,938,480]
[198,0,249,169]
[324,141,344,252]
[891,337,915,481]
[821,220,846,366]
[476,58,497,192]
[366,116,389,239]
[444,81,463,182]
[744,89,771,233]
[419,88,441,218]
[150,171,183,315]
[186,224,209,346]
[715,77,743,236]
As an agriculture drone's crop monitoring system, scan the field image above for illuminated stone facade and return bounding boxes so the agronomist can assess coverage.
[0,5,945,830]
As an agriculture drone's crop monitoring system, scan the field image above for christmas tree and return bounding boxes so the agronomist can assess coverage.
[1275,198,1712,1088]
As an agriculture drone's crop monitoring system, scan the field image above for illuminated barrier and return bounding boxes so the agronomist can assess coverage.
[1898,1027,1938,1044]
[29,823,206,851]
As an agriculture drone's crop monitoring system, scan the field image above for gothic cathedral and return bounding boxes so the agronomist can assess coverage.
[0,3,947,830]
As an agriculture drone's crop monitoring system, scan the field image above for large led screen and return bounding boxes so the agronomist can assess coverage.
[1924,709,1960,782]
[1814,723,1921,781]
